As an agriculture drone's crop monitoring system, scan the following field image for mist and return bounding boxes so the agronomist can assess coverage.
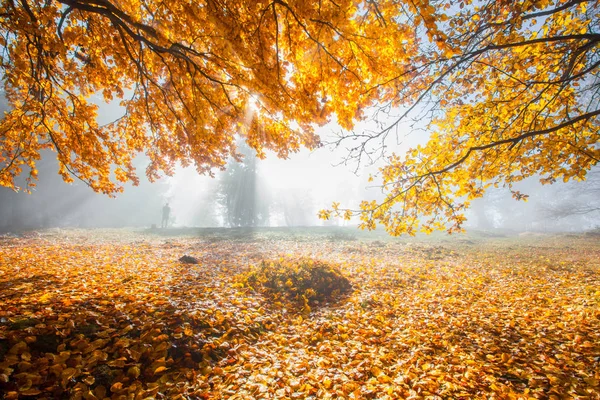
[1,84,598,233]
[1,128,599,234]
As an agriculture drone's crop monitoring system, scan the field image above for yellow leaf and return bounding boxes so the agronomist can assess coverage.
[154,366,168,375]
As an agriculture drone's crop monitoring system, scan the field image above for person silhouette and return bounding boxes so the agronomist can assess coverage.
[161,203,171,228]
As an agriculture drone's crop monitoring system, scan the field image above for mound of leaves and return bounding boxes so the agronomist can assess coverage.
[242,258,353,310]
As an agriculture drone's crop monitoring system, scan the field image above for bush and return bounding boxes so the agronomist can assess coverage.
[242,258,353,310]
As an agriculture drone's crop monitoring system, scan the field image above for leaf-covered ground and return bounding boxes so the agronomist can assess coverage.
[1,228,599,399]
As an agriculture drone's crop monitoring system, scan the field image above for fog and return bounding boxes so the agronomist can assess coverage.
[2,130,599,233]
[1,94,599,234]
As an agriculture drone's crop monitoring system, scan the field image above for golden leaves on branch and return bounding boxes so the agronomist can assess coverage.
[0,0,417,194]
[323,0,600,235]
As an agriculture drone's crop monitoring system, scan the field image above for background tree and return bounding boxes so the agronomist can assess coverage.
[272,188,316,227]
[217,142,270,228]
[539,167,600,226]
[0,152,169,232]
[469,196,495,232]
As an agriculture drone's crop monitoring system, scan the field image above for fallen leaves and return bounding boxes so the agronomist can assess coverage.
[241,258,353,310]
[0,230,599,398]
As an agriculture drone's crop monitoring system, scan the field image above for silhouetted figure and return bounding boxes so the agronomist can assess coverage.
[161,203,171,228]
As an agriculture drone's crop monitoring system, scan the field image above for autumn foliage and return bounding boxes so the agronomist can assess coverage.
[1,229,600,398]
[242,258,353,311]
[323,0,600,234]
[1,0,598,233]
[0,0,409,193]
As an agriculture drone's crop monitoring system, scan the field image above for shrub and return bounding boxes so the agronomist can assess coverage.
[242,258,353,310]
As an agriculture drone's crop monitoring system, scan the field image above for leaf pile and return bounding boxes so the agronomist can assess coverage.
[0,229,599,399]
[241,258,353,310]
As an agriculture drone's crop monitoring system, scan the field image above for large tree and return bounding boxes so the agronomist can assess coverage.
[1,0,598,234]
[0,0,408,193]
[322,0,600,235]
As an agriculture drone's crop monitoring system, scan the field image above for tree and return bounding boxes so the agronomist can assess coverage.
[0,0,410,194]
[272,188,315,227]
[1,1,598,236]
[540,167,600,224]
[322,0,600,235]
[217,142,270,227]
[0,151,169,231]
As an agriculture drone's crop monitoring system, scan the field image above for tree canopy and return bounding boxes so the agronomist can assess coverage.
[321,0,600,235]
[0,0,408,193]
[1,0,598,234]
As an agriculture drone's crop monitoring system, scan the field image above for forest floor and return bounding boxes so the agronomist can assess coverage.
[0,227,599,399]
